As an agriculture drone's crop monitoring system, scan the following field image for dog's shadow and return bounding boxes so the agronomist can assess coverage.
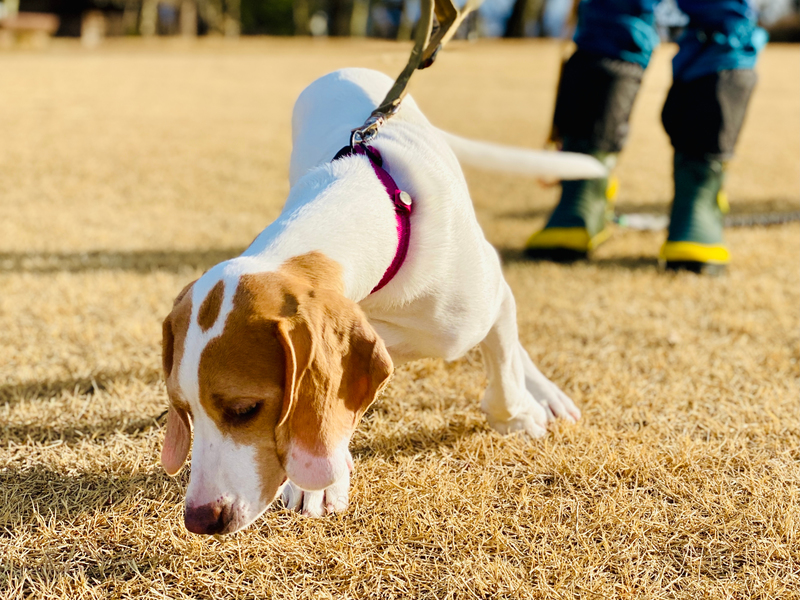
[497,246,660,272]
[1,368,163,409]
[0,247,247,274]
[2,381,179,524]
[0,462,183,524]
[351,414,486,462]
[2,369,167,444]
[2,411,165,446]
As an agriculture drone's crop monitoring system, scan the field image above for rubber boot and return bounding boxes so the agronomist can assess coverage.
[524,48,642,263]
[525,144,617,262]
[660,151,729,275]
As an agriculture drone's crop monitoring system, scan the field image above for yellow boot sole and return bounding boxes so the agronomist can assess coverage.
[524,175,617,263]
[660,241,729,275]
[524,226,612,262]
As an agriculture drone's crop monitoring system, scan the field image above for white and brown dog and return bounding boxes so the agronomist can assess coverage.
[161,68,600,534]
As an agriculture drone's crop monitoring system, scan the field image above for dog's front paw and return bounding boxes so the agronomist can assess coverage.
[484,400,549,439]
[279,471,350,517]
[525,370,581,424]
[484,378,580,439]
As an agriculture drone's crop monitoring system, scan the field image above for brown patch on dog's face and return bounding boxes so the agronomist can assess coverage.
[195,273,288,505]
[197,280,224,332]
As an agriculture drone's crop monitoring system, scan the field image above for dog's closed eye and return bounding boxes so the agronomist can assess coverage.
[223,400,262,424]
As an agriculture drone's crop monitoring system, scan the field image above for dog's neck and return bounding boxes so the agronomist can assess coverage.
[230,157,399,302]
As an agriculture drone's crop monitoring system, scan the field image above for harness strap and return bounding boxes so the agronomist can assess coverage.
[333,145,413,294]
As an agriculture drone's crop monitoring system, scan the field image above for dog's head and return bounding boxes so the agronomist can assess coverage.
[160,253,392,534]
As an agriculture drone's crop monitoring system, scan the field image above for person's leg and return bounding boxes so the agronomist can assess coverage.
[526,0,659,261]
[660,0,766,273]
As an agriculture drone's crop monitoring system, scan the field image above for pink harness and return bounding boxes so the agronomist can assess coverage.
[333,144,413,294]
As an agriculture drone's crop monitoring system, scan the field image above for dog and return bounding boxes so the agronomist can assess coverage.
[160,68,598,535]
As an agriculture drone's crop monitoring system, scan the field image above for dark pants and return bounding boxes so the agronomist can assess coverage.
[553,0,766,160]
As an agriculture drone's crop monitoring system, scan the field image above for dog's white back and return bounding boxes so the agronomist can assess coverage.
[289,68,508,364]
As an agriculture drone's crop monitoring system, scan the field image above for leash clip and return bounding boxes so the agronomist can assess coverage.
[350,115,384,148]
[350,100,403,149]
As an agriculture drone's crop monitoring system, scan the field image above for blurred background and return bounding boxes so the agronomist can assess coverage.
[0,0,798,47]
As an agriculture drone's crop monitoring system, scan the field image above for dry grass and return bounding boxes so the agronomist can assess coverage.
[1,39,798,599]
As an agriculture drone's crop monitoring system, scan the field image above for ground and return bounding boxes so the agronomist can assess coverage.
[0,38,798,600]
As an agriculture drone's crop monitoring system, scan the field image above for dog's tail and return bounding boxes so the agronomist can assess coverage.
[439,131,607,180]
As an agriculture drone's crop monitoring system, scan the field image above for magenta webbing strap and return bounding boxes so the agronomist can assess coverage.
[333,145,412,294]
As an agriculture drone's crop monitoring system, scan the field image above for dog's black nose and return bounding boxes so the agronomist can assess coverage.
[184,501,233,535]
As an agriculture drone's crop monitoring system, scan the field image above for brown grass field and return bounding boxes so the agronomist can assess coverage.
[1,38,798,599]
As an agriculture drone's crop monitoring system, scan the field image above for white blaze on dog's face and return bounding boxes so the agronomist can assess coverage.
[160,253,393,535]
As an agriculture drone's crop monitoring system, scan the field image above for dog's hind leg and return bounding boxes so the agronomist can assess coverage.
[479,282,580,438]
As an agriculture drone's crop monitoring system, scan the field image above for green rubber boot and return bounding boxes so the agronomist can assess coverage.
[525,143,617,263]
[661,152,730,275]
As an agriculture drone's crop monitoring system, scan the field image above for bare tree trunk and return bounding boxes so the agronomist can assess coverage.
[5,0,19,17]
[350,0,370,37]
[224,0,240,36]
[180,0,198,37]
[294,0,311,35]
[140,0,158,36]
[504,0,544,38]
[328,0,352,36]
[397,0,413,40]
[123,0,140,35]
[196,0,223,34]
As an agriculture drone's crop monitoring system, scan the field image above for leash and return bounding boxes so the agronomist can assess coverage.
[336,0,484,293]
[614,210,800,230]
[350,0,483,146]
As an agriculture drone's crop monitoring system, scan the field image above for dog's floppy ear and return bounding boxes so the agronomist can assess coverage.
[160,280,196,475]
[340,319,393,416]
[275,293,392,452]
[161,312,193,475]
[275,318,313,428]
[162,404,192,475]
